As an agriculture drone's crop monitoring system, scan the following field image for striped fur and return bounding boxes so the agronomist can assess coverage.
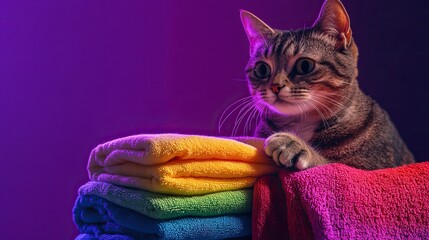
[241,0,414,170]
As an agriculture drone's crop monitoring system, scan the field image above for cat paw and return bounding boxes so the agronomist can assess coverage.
[264,132,313,170]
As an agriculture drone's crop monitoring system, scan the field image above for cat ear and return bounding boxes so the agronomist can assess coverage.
[312,0,352,50]
[240,10,275,55]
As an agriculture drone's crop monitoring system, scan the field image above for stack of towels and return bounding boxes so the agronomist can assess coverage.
[73,134,279,239]
[73,133,429,239]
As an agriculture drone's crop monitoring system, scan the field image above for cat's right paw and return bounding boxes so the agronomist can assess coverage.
[264,132,317,170]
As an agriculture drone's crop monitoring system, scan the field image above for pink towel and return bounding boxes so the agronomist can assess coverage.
[253,162,429,240]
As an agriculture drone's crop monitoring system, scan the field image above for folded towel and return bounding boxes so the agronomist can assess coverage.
[252,174,293,240]
[75,233,135,240]
[79,181,252,220]
[88,134,278,195]
[253,162,429,239]
[73,195,251,240]
[75,233,252,240]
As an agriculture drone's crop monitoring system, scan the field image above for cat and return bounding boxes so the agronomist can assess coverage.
[240,0,414,170]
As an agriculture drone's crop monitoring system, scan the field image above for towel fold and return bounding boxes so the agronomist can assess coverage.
[253,162,429,240]
[73,195,251,240]
[252,174,293,240]
[88,134,278,195]
[79,181,252,220]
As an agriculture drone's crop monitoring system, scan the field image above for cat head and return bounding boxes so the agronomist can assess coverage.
[241,0,359,119]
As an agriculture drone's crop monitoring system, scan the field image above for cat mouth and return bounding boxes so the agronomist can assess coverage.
[268,97,307,116]
[273,97,291,105]
[271,97,307,108]
[274,99,287,104]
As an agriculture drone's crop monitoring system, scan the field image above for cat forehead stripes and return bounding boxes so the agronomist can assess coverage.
[240,0,352,53]
[256,30,336,62]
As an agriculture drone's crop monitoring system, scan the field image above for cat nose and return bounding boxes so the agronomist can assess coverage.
[270,84,286,94]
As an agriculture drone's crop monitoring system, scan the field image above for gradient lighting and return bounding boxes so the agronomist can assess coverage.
[0,0,427,239]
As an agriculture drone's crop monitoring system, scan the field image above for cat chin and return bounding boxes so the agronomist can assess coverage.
[268,102,308,116]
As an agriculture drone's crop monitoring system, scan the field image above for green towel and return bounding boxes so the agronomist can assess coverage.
[78,181,253,220]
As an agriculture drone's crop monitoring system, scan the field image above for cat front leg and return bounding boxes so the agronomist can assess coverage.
[264,132,326,170]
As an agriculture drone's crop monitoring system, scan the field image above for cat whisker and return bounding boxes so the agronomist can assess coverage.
[290,88,309,93]
[291,94,310,99]
[312,79,355,86]
[250,102,264,134]
[262,104,269,122]
[244,102,262,135]
[233,101,258,136]
[295,102,305,134]
[310,97,339,120]
[320,91,355,101]
[218,96,254,133]
[232,97,260,135]
[310,95,355,131]
[233,102,254,135]
[306,100,331,129]
[310,92,355,117]
[317,96,350,114]
[256,104,266,132]
[243,105,254,135]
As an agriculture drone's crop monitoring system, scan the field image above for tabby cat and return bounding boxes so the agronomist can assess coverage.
[240,0,414,170]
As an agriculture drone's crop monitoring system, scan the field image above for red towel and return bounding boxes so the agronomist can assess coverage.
[253,162,429,240]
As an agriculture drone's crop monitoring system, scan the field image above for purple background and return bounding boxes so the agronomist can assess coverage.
[1,0,427,239]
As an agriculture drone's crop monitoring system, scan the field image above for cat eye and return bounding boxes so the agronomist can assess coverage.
[254,62,271,79]
[295,58,315,75]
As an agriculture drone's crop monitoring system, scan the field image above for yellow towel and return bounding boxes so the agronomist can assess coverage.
[88,134,278,195]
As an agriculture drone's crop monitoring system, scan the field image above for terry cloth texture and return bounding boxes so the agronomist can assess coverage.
[252,162,429,240]
[73,195,251,240]
[88,134,278,195]
[78,181,253,220]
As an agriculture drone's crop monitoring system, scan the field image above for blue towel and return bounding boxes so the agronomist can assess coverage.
[73,195,251,240]
[75,233,136,240]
